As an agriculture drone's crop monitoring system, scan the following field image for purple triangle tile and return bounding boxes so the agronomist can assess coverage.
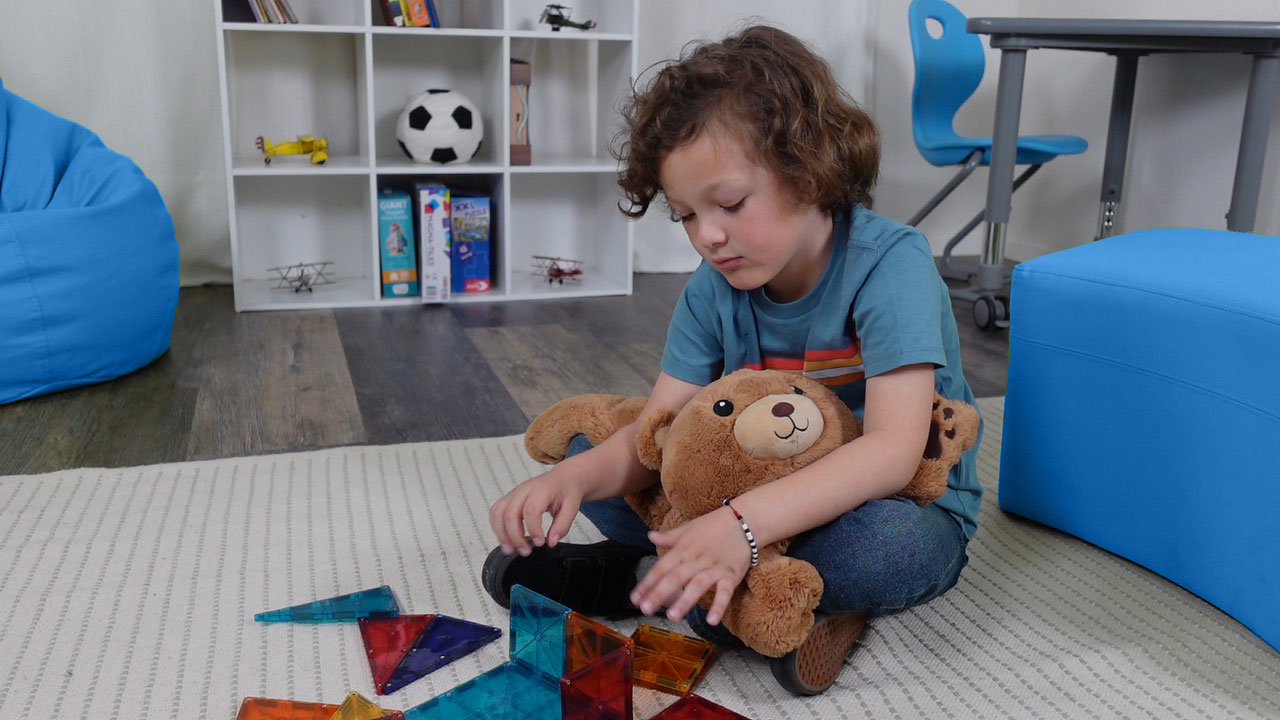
[383,614,502,694]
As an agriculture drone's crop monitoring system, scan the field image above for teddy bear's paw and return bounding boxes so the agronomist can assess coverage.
[733,560,824,657]
[924,395,979,464]
[900,395,980,505]
[523,394,645,464]
[729,592,818,658]
[744,558,823,604]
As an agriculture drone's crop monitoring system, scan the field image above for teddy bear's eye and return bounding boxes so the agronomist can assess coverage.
[791,385,806,396]
[713,399,734,417]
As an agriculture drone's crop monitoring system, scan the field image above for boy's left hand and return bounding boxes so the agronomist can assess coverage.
[630,505,751,625]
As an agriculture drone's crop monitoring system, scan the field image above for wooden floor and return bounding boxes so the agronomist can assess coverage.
[0,264,1010,476]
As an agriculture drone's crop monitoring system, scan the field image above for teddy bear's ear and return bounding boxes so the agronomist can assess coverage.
[636,408,678,470]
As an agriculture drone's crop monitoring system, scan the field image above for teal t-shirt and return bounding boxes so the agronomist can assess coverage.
[661,204,983,539]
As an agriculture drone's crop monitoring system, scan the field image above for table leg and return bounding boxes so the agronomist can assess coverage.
[981,48,1027,296]
[1096,53,1140,240]
[1227,52,1280,232]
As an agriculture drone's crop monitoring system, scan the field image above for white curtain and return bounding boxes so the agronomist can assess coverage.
[1,0,230,285]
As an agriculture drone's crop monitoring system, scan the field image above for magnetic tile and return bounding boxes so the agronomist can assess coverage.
[508,584,570,682]
[382,615,502,694]
[403,662,560,720]
[631,624,716,695]
[564,611,631,674]
[561,644,632,720]
[234,696,341,720]
[649,693,750,719]
[255,586,400,623]
[332,690,397,719]
[360,614,436,694]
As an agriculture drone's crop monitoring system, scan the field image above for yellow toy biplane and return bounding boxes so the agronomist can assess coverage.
[255,135,329,165]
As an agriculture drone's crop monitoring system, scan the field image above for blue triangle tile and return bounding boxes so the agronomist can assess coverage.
[383,615,502,694]
[403,662,559,720]
[254,585,401,623]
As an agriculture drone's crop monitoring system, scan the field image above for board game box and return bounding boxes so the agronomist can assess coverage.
[451,194,491,293]
[414,182,451,303]
[377,189,418,298]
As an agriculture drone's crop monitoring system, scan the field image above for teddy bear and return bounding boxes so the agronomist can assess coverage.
[524,368,979,657]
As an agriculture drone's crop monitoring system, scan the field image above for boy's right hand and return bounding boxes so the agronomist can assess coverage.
[489,464,589,557]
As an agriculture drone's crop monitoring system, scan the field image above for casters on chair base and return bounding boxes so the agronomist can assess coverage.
[972,295,1010,331]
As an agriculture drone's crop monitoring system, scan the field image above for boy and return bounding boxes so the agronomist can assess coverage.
[484,25,981,696]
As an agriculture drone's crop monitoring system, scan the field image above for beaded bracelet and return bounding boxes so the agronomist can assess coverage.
[722,499,760,568]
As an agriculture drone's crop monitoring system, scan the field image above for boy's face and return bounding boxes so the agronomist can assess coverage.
[659,128,833,303]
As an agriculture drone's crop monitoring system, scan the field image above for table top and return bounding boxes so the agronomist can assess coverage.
[968,17,1280,53]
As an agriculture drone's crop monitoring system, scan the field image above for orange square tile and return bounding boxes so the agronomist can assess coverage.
[631,624,716,695]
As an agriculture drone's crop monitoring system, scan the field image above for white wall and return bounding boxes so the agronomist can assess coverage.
[873,0,1280,262]
[1,1,1275,283]
[0,1,229,285]
[631,1,874,271]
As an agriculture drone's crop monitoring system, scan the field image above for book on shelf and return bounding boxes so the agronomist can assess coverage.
[405,0,431,27]
[379,0,406,27]
[414,182,452,303]
[451,194,491,293]
[236,0,299,23]
[223,0,257,22]
[386,0,439,28]
[510,59,532,165]
[378,190,420,298]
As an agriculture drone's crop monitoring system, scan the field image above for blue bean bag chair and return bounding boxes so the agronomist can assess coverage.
[1,79,178,404]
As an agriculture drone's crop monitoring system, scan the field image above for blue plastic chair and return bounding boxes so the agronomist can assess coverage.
[906,0,1087,294]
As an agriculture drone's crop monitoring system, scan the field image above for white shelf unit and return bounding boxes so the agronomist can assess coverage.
[215,0,639,310]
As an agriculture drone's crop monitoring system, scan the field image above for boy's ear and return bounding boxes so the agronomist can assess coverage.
[636,409,678,471]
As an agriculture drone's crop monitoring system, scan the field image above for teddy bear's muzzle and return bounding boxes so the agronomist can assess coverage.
[733,393,826,459]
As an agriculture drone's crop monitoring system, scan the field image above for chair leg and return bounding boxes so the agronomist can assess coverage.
[940,163,1043,282]
[907,149,984,227]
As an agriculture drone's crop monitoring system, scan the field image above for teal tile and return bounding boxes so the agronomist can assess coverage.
[509,584,570,682]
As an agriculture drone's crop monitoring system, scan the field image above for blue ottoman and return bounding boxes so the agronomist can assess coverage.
[0,80,178,404]
[1001,228,1280,652]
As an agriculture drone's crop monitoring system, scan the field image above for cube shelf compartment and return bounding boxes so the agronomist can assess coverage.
[216,0,638,311]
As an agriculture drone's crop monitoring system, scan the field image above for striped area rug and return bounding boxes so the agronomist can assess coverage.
[1,397,1277,719]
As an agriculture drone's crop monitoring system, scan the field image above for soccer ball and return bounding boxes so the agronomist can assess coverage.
[396,89,484,165]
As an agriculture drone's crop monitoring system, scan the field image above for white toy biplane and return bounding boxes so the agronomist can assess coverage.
[268,261,335,293]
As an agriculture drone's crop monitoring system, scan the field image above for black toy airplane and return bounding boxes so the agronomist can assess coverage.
[539,4,596,31]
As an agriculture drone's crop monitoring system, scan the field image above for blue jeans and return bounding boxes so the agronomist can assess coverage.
[569,435,971,647]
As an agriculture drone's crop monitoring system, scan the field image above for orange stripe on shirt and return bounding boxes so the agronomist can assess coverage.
[818,372,862,387]
[804,340,859,362]
[804,355,865,372]
[762,357,805,371]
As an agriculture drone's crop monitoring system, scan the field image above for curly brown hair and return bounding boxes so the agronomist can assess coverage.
[614,24,880,219]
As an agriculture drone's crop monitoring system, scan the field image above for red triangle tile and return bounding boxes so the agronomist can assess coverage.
[359,613,435,694]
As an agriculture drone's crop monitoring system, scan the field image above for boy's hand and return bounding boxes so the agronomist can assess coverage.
[630,505,751,625]
[489,465,589,556]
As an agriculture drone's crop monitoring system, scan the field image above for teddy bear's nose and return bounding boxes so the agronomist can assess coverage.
[772,401,794,418]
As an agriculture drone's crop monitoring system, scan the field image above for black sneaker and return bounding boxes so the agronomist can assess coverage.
[481,539,652,620]
[769,612,868,696]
